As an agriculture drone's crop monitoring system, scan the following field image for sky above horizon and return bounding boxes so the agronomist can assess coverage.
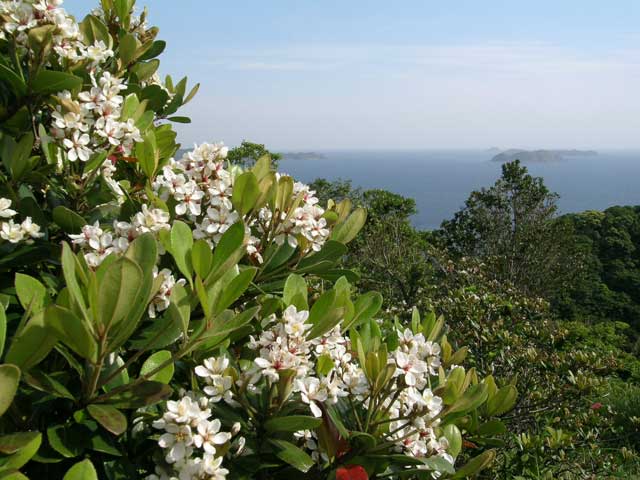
[64,1,640,150]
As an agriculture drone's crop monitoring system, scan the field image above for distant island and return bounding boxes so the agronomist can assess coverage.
[280,151,326,160]
[491,149,598,163]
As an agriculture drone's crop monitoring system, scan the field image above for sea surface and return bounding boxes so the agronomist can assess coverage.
[278,150,640,230]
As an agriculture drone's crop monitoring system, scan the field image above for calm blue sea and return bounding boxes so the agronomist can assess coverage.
[278,150,640,230]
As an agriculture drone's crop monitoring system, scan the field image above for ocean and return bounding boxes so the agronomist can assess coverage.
[278,150,640,231]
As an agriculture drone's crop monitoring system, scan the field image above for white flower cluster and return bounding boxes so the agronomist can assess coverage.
[152,143,331,263]
[149,392,242,480]
[51,72,143,164]
[69,204,170,267]
[0,0,112,64]
[0,198,43,244]
[387,328,452,467]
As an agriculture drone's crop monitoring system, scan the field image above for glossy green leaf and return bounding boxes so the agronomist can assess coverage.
[47,305,96,361]
[486,385,518,416]
[283,274,308,310]
[140,350,174,384]
[24,370,73,400]
[213,268,257,315]
[206,222,246,286]
[451,449,496,479]
[31,71,82,94]
[52,206,86,234]
[192,239,213,278]
[443,424,462,458]
[15,273,47,313]
[330,207,367,244]
[98,257,143,328]
[0,364,20,417]
[5,310,57,371]
[170,220,193,280]
[87,404,127,436]
[269,439,314,473]
[119,33,137,65]
[0,305,6,358]
[232,172,260,215]
[63,459,98,480]
[344,291,383,330]
[0,432,41,469]
[264,416,322,433]
[80,14,112,49]
[103,381,172,409]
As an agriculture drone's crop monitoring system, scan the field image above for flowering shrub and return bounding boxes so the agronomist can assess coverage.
[0,1,516,479]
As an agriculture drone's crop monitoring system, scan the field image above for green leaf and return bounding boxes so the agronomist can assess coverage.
[264,416,322,433]
[232,171,260,215]
[477,419,507,436]
[98,257,143,328]
[443,424,462,458]
[140,350,174,384]
[269,439,314,473]
[5,310,57,371]
[486,385,517,416]
[206,222,246,286]
[103,381,172,408]
[183,83,200,104]
[47,305,96,362]
[0,470,29,479]
[80,14,112,49]
[87,405,127,436]
[0,432,41,469]
[14,273,47,314]
[283,274,308,311]
[52,206,86,234]
[0,364,20,417]
[296,240,347,270]
[61,243,88,314]
[31,71,83,94]
[167,116,191,123]
[0,60,27,97]
[344,291,383,330]
[170,220,193,281]
[330,207,367,244]
[119,33,137,65]
[0,305,6,358]
[213,268,257,315]
[123,233,158,276]
[138,40,166,61]
[24,370,74,400]
[307,290,344,340]
[192,239,213,278]
[136,129,158,178]
[451,449,496,479]
[132,59,160,82]
[63,459,98,480]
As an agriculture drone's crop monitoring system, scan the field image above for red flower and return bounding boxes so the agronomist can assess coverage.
[336,465,368,480]
[590,402,603,410]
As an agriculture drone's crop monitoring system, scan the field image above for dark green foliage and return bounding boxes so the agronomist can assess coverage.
[555,206,640,339]
[227,140,282,169]
[439,160,582,299]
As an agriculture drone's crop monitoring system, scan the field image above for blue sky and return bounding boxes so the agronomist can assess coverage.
[64,1,640,149]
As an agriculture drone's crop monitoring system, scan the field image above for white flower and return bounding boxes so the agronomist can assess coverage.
[158,423,193,464]
[193,419,231,455]
[200,454,229,479]
[63,131,91,162]
[395,351,428,387]
[20,217,44,239]
[1,220,24,243]
[0,198,17,218]
[296,377,328,417]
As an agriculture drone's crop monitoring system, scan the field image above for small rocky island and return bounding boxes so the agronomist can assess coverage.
[280,151,326,160]
[491,149,598,163]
